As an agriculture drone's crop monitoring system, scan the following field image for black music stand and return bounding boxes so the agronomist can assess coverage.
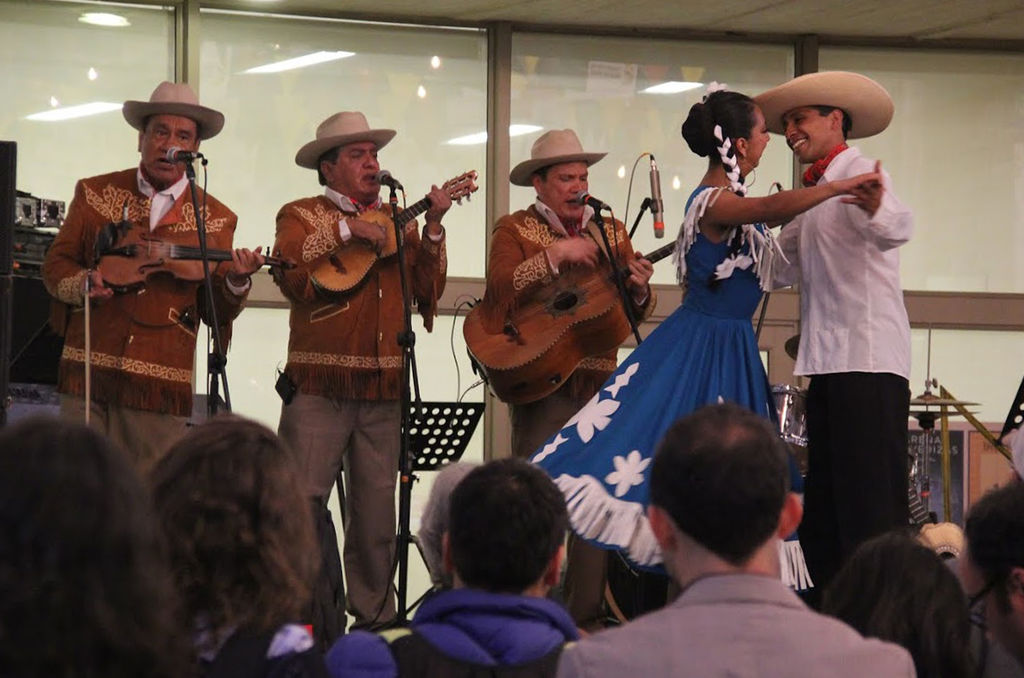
[401,400,484,614]
[407,401,484,471]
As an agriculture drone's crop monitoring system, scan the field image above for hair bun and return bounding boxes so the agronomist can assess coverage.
[681,102,712,157]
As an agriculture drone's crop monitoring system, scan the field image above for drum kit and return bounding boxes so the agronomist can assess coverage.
[774,331,1011,525]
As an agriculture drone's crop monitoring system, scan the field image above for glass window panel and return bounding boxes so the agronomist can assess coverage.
[0,1,173,202]
[820,48,1024,293]
[510,34,793,285]
[198,11,488,276]
[910,328,1024,425]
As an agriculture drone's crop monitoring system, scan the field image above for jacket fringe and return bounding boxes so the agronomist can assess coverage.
[287,363,404,401]
[59,363,193,416]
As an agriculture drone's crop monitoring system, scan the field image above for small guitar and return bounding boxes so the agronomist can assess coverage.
[310,171,478,297]
[464,240,676,405]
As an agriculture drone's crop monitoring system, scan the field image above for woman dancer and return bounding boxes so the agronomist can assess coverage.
[533,84,881,589]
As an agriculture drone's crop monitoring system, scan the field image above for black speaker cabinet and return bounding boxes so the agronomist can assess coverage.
[1,141,14,425]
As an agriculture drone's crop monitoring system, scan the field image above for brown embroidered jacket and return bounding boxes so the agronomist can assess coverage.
[479,205,655,402]
[272,195,446,401]
[42,168,245,416]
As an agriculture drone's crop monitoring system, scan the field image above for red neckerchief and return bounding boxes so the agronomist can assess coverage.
[562,218,582,237]
[349,196,383,214]
[802,143,848,187]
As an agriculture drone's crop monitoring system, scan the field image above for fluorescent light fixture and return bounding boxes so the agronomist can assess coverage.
[642,81,703,94]
[27,102,123,121]
[79,12,130,27]
[243,50,354,74]
[447,124,542,146]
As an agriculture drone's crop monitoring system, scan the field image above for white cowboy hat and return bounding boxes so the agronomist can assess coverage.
[509,129,607,186]
[122,81,225,140]
[754,71,894,139]
[295,111,396,169]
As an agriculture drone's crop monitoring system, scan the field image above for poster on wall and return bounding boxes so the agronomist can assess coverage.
[908,429,964,525]
[967,430,1017,506]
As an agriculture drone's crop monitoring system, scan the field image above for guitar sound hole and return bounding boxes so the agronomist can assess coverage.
[552,292,578,311]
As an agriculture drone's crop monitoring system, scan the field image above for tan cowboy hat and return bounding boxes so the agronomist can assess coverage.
[918,522,965,559]
[754,71,894,139]
[122,81,225,140]
[295,111,396,169]
[509,129,607,186]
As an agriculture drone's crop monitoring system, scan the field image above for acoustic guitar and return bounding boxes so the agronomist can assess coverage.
[464,240,676,405]
[310,171,478,297]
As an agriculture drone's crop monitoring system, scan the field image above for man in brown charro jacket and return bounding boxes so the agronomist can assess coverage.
[42,81,262,471]
[479,129,654,630]
[273,111,450,632]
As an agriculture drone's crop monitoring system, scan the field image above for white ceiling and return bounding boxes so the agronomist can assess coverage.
[205,0,1024,43]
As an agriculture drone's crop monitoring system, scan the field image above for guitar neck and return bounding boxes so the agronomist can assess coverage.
[644,241,676,265]
[392,196,432,228]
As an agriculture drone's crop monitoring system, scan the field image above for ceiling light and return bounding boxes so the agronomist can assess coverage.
[243,50,354,74]
[617,165,626,178]
[78,12,130,27]
[431,55,441,69]
[446,124,542,145]
[417,85,426,99]
[49,96,59,108]
[672,175,681,190]
[642,81,703,94]
[87,67,98,81]
[27,102,123,121]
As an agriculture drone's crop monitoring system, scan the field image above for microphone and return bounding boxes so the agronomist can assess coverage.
[165,147,204,163]
[375,170,404,190]
[573,190,611,211]
[649,155,665,238]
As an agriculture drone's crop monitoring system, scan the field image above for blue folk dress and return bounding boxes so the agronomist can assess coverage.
[533,185,811,590]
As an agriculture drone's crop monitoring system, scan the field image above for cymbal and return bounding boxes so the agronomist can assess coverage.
[784,334,800,360]
[909,392,979,408]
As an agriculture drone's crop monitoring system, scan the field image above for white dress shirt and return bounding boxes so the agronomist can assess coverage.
[137,169,187,230]
[774,146,913,379]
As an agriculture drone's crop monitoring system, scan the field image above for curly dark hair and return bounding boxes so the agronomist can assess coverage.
[823,531,975,678]
[0,416,186,678]
[150,415,317,650]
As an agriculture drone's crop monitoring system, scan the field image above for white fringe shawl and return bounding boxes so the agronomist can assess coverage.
[553,471,815,591]
[673,186,787,293]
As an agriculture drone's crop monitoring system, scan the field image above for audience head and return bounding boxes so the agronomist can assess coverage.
[0,416,184,678]
[649,403,800,575]
[419,461,477,589]
[823,531,974,678]
[446,457,568,594]
[151,415,316,648]
[963,481,1024,664]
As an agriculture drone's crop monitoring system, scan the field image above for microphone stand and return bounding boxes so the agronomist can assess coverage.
[183,158,231,416]
[592,210,643,345]
[388,182,422,624]
[627,197,652,239]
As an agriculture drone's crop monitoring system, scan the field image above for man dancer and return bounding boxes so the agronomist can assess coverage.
[756,71,914,597]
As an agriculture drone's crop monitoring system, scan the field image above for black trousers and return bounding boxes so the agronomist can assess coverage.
[799,372,910,601]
